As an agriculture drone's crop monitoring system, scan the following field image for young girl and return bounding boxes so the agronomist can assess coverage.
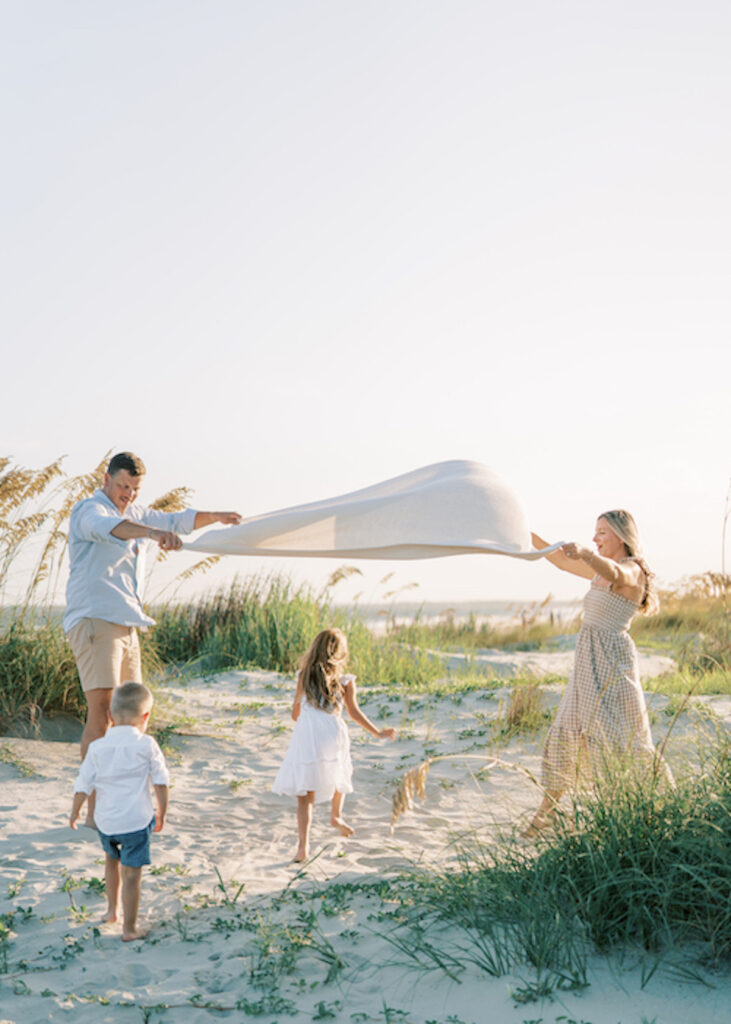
[272,627,397,862]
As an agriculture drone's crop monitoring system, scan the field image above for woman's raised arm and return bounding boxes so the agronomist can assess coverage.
[532,532,595,579]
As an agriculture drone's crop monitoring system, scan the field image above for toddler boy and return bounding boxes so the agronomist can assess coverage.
[70,681,169,941]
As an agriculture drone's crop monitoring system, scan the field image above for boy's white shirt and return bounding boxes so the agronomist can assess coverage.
[73,725,169,835]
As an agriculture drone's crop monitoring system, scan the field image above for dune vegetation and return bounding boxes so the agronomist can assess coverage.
[1,455,730,1011]
[1,454,729,730]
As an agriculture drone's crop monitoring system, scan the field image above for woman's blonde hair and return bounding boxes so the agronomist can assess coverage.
[600,509,659,615]
[299,628,349,712]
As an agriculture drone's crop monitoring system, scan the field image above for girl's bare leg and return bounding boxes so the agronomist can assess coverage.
[103,854,120,922]
[295,793,315,862]
[330,790,354,837]
[121,865,146,941]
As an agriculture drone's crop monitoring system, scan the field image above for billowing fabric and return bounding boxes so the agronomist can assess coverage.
[272,677,355,803]
[185,460,562,560]
[542,584,667,792]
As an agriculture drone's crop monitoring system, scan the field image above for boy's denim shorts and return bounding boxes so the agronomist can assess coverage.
[98,818,155,868]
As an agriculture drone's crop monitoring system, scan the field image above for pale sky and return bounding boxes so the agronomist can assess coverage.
[2,1,729,607]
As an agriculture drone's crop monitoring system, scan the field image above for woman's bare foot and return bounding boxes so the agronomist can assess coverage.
[331,816,354,838]
[122,926,148,942]
[520,816,552,840]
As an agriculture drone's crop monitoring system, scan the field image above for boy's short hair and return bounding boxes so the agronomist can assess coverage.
[107,452,146,478]
[111,682,153,720]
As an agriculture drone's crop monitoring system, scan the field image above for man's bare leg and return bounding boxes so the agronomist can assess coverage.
[330,790,354,837]
[121,864,146,941]
[103,854,120,923]
[80,688,113,826]
[295,793,315,862]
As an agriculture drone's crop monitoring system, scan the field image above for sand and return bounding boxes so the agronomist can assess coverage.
[0,653,729,1024]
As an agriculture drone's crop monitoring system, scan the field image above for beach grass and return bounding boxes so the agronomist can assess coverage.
[1,570,729,729]
[148,575,443,691]
[1,452,729,724]
[384,725,731,994]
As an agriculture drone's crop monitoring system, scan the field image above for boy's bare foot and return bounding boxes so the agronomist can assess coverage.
[331,816,354,838]
[101,910,118,924]
[122,927,148,942]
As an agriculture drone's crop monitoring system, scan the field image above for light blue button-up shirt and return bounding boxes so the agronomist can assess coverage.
[64,489,198,633]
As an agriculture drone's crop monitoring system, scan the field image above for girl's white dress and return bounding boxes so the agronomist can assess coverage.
[272,675,355,803]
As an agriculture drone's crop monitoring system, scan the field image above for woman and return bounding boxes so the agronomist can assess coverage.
[525,510,671,835]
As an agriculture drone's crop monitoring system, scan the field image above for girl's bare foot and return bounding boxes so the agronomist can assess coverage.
[331,816,354,838]
[122,927,148,942]
[101,909,118,924]
[293,846,309,863]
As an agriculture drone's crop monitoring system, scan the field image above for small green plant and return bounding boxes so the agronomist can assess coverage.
[0,917,12,973]
[225,777,248,791]
[510,978,558,1005]
[213,867,245,908]
[313,1000,342,1020]
[149,863,189,877]
[0,744,37,777]
[6,873,26,898]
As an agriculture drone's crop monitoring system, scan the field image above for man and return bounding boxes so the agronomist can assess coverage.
[65,452,241,769]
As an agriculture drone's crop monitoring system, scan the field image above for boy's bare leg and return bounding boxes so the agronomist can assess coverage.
[103,855,120,923]
[294,793,315,862]
[330,790,354,837]
[120,865,146,941]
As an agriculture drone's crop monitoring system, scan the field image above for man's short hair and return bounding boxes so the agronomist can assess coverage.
[111,682,153,720]
[108,452,146,478]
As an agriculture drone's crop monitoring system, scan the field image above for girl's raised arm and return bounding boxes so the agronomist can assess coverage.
[291,672,304,721]
[342,679,396,740]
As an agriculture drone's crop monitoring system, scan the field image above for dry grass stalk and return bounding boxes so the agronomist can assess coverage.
[504,682,544,732]
[326,565,363,588]
[0,451,198,607]
[390,753,542,833]
[150,486,194,513]
[174,555,222,585]
[390,759,432,832]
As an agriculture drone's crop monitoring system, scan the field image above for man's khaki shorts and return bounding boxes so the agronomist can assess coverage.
[67,618,142,692]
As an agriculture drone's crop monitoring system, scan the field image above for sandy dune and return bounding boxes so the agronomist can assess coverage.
[0,660,728,1024]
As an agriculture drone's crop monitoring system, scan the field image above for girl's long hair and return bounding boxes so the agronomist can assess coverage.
[299,628,349,712]
[600,509,659,615]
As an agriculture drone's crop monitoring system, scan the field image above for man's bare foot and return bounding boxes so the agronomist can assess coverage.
[101,909,118,924]
[331,816,354,838]
[122,927,148,942]
[293,847,309,863]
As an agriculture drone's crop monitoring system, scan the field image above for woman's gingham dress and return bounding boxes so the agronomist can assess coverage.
[541,583,666,793]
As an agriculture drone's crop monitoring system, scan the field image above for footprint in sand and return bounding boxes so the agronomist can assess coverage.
[117,963,154,987]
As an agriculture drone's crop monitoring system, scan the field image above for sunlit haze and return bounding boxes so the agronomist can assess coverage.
[3,2,729,608]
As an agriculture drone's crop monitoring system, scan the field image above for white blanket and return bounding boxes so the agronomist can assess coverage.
[184,460,561,560]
